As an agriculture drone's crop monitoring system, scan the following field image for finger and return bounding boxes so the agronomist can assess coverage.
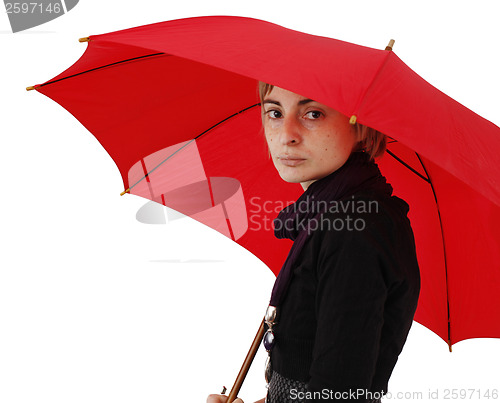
[206,394,228,403]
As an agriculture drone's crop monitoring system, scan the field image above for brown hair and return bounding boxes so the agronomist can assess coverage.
[258,82,386,160]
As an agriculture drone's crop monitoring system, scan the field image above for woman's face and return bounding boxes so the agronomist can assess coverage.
[262,86,357,190]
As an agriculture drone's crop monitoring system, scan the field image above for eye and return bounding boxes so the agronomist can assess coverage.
[265,109,283,119]
[305,110,323,119]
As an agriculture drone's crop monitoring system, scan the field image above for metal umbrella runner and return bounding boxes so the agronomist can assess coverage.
[27,15,500,400]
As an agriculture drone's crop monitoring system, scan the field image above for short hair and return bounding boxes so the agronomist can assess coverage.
[258,81,386,160]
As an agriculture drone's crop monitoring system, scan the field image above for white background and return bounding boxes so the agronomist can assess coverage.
[1,1,499,402]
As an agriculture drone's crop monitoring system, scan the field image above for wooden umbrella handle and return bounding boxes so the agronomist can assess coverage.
[226,317,266,403]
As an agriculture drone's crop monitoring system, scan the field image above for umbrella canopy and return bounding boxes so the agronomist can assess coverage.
[30,15,500,349]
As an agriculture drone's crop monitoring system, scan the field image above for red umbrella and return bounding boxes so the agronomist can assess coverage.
[28,14,500,360]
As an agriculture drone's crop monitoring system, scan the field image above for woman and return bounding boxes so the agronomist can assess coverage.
[208,83,420,403]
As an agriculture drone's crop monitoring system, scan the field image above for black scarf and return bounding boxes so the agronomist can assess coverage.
[269,151,393,306]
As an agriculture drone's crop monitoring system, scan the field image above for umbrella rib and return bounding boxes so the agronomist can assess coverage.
[352,51,394,117]
[385,149,430,183]
[37,52,166,88]
[415,153,452,352]
[125,103,261,193]
[387,148,452,349]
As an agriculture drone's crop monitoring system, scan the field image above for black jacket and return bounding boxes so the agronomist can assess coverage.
[269,190,420,402]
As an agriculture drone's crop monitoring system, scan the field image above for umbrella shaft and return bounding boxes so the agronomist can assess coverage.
[227,318,265,402]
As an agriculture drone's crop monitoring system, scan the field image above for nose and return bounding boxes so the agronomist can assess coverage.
[280,115,301,145]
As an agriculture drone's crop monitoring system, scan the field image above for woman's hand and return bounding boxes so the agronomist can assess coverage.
[206,393,244,403]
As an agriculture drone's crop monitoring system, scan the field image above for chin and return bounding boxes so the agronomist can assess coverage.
[278,171,310,184]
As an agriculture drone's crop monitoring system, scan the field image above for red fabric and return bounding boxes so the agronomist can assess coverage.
[35,15,500,347]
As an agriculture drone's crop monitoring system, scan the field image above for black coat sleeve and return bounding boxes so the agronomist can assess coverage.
[306,210,395,402]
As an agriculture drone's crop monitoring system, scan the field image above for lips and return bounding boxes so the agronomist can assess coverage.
[277,155,306,167]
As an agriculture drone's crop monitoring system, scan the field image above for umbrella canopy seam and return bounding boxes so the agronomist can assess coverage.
[351,50,394,123]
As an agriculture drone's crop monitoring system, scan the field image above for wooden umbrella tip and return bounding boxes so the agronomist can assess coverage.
[385,39,395,51]
[120,188,130,196]
[26,85,36,91]
[79,36,90,42]
[349,115,357,125]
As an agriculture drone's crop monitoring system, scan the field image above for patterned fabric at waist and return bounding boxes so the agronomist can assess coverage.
[265,371,382,403]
